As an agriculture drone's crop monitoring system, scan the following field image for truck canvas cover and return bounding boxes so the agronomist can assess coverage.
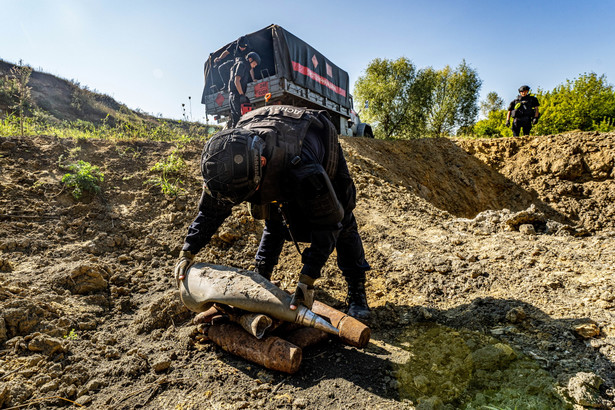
[202,24,350,109]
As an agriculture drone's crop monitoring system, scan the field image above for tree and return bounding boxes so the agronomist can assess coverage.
[426,60,482,136]
[480,91,504,118]
[0,63,34,136]
[533,72,615,135]
[354,58,482,139]
[354,57,430,139]
[471,109,512,138]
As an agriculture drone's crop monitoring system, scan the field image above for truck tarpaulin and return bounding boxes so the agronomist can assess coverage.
[202,25,350,109]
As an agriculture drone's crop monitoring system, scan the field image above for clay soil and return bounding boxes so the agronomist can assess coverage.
[1,132,614,409]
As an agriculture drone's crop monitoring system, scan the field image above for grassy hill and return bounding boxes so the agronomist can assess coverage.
[0,59,217,140]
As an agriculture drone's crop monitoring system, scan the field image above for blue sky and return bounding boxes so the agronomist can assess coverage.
[3,0,614,122]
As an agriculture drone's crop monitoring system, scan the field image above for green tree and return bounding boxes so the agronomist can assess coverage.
[533,72,615,135]
[354,58,481,139]
[426,60,482,136]
[354,57,434,139]
[0,64,34,136]
[472,109,512,138]
[480,91,504,118]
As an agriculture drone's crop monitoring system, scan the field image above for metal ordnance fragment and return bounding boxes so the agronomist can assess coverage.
[208,323,302,374]
[311,300,371,348]
[231,312,273,339]
[180,262,339,336]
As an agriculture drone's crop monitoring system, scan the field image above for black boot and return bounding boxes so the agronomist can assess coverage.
[254,261,273,281]
[346,280,371,321]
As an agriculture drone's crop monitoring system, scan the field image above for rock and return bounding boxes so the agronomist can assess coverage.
[505,307,526,323]
[26,334,66,356]
[0,257,12,272]
[567,372,603,407]
[75,394,93,406]
[0,316,7,343]
[292,397,308,409]
[416,396,444,410]
[52,263,108,294]
[152,355,172,373]
[468,343,517,370]
[0,383,9,408]
[574,323,600,339]
[39,380,60,394]
[519,224,536,235]
[413,374,430,393]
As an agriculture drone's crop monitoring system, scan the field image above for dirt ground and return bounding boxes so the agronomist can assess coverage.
[0,131,614,409]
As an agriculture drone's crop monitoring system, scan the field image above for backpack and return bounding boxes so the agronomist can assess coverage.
[511,97,534,119]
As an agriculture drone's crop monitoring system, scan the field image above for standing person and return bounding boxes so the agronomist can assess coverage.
[213,36,255,90]
[228,52,260,127]
[506,85,540,136]
[174,105,372,321]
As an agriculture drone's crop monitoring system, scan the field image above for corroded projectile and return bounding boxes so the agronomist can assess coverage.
[311,300,371,348]
[208,323,302,374]
[179,262,339,336]
[232,312,273,339]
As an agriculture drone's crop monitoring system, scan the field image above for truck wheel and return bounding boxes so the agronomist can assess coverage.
[356,123,374,138]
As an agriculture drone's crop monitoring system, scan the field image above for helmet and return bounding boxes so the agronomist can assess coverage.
[246,52,261,66]
[201,129,265,203]
[518,85,530,92]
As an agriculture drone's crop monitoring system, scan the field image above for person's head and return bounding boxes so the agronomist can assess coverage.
[246,52,261,68]
[201,129,266,204]
[518,85,530,96]
[237,37,248,50]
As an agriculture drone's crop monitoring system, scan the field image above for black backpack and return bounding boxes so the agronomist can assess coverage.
[511,97,534,119]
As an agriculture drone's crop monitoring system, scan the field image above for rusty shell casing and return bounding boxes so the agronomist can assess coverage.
[311,300,371,348]
[208,323,302,374]
[231,312,273,339]
[284,327,329,349]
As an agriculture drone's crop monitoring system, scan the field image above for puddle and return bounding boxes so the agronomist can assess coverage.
[394,323,571,409]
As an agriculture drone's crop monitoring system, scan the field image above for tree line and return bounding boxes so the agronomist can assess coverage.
[354,57,615,139]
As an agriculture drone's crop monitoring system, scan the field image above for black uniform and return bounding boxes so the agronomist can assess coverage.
[217,37,253,91]
[182,106,370,283]
[508,95,540,136]
[228,59,252,126]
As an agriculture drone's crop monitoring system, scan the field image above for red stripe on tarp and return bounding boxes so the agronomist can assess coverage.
[291,61,347,97]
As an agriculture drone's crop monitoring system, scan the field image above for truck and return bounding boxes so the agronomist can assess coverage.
[201,24,373,138]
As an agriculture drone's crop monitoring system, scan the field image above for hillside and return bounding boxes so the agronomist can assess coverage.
[1,128,614,408]
[1,59,182,127]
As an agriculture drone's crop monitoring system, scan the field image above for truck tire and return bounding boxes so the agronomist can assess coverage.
[356,123,374,138]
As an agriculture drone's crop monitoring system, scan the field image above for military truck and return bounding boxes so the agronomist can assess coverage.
[201,24,373,137]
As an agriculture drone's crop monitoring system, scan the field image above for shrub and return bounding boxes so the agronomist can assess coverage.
[61,160,104,200]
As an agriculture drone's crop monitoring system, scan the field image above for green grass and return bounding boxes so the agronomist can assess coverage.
[145,148,188,197]
[0,113,219,142]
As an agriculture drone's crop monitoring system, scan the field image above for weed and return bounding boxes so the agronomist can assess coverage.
[145,175,185,196]
[60,160,104,200]
[150,150,185,174]
[63,329,79,340]
[145,149,187,196]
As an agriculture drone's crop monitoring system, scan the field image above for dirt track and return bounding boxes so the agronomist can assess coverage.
[1,132,614,409]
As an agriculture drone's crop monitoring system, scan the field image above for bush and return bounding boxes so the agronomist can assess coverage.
[533,72,615,135]
[470,110,512,138]
[61,160,104,199]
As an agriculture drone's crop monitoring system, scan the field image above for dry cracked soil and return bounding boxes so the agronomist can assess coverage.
[1,131,614,409]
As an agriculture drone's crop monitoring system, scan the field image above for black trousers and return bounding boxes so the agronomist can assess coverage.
[229,92,242,127]
[512,118,532,136]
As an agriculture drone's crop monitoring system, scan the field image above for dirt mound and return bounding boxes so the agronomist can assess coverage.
[1,133,614,409]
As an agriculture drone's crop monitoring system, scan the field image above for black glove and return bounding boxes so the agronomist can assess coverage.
[532,117,538,125]
[505,120,510,127]
[289,274,315,310]
[240,95,250,104]
[174,250,195,287]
